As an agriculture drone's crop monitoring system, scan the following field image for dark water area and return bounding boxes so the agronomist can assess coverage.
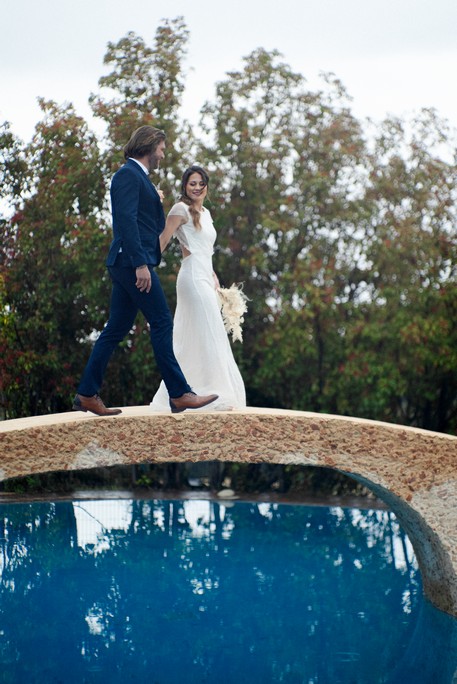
[0,498,456,683]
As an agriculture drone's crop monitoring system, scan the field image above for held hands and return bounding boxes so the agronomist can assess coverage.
[157,189,164,203]
[135,265,151,293]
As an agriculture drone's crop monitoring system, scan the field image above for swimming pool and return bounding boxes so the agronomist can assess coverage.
[0,498,456,682]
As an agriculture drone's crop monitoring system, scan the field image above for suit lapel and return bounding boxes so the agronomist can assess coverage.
[126,158,156,194]
[126,159,164,222]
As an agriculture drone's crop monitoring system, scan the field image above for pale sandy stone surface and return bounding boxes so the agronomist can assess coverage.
[1,406,456,615]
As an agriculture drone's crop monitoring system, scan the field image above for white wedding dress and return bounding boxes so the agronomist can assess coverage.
[150,202,246,411]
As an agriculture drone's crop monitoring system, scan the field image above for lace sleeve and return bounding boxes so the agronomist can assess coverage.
[168,202,189,222]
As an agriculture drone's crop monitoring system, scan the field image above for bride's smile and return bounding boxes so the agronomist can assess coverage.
[186,172,208,203]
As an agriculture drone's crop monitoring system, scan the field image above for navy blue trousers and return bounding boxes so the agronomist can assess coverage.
[77,263,191,399]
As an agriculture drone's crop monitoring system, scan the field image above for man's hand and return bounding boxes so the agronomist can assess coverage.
[135,265,151,293]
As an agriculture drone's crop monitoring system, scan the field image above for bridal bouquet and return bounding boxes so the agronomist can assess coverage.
[216,283,249,343]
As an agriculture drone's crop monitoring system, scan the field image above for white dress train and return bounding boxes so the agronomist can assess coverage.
[150,202,246,411]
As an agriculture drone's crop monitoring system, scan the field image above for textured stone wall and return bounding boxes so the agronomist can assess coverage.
[1,406,456,616]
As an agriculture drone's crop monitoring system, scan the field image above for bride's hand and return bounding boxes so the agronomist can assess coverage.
[213,272,220,289]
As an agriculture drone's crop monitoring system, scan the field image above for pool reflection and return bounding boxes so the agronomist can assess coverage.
[0,499,456,683]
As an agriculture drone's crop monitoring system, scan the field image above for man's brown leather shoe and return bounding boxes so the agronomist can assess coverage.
[72,393,122,416]
[169,392,218,414]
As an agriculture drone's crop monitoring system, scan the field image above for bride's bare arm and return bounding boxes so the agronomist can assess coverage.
[160,214,184,253]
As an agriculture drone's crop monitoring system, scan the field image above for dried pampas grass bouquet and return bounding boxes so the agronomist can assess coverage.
[216,283,249,343]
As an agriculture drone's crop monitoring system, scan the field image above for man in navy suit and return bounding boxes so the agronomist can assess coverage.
[73,126,218,416]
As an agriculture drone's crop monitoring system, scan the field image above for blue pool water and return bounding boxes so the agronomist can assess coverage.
[0,498,456,683]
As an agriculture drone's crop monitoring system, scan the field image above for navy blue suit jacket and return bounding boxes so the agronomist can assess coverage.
[106,159,165,268]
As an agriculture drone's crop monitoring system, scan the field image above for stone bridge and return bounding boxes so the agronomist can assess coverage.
[0,407,456,617]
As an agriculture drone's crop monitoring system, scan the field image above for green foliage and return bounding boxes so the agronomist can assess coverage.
[1,19,457,433]
[0,122,27,199]
[1,101,110,416]
[89,16,193,177]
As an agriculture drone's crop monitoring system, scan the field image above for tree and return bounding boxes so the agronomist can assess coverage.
[333,110,457,431]
[90,16,193,177]
[0,100,109,417]
[198,53,367,409]
[197,52,457,431]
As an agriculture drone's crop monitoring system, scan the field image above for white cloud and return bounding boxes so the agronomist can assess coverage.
[2,0,457,142]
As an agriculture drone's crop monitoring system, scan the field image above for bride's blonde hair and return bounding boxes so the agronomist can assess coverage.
[179,165,210,230]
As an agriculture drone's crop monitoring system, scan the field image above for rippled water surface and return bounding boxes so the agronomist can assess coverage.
[0,498,456,683]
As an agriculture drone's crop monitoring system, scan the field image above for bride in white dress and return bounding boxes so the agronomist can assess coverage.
[150,166,246,411]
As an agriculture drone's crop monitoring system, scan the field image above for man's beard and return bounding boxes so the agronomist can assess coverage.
[147,151,160,171]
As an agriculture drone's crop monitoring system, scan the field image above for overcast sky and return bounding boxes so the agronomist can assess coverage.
[2,0,457,143]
